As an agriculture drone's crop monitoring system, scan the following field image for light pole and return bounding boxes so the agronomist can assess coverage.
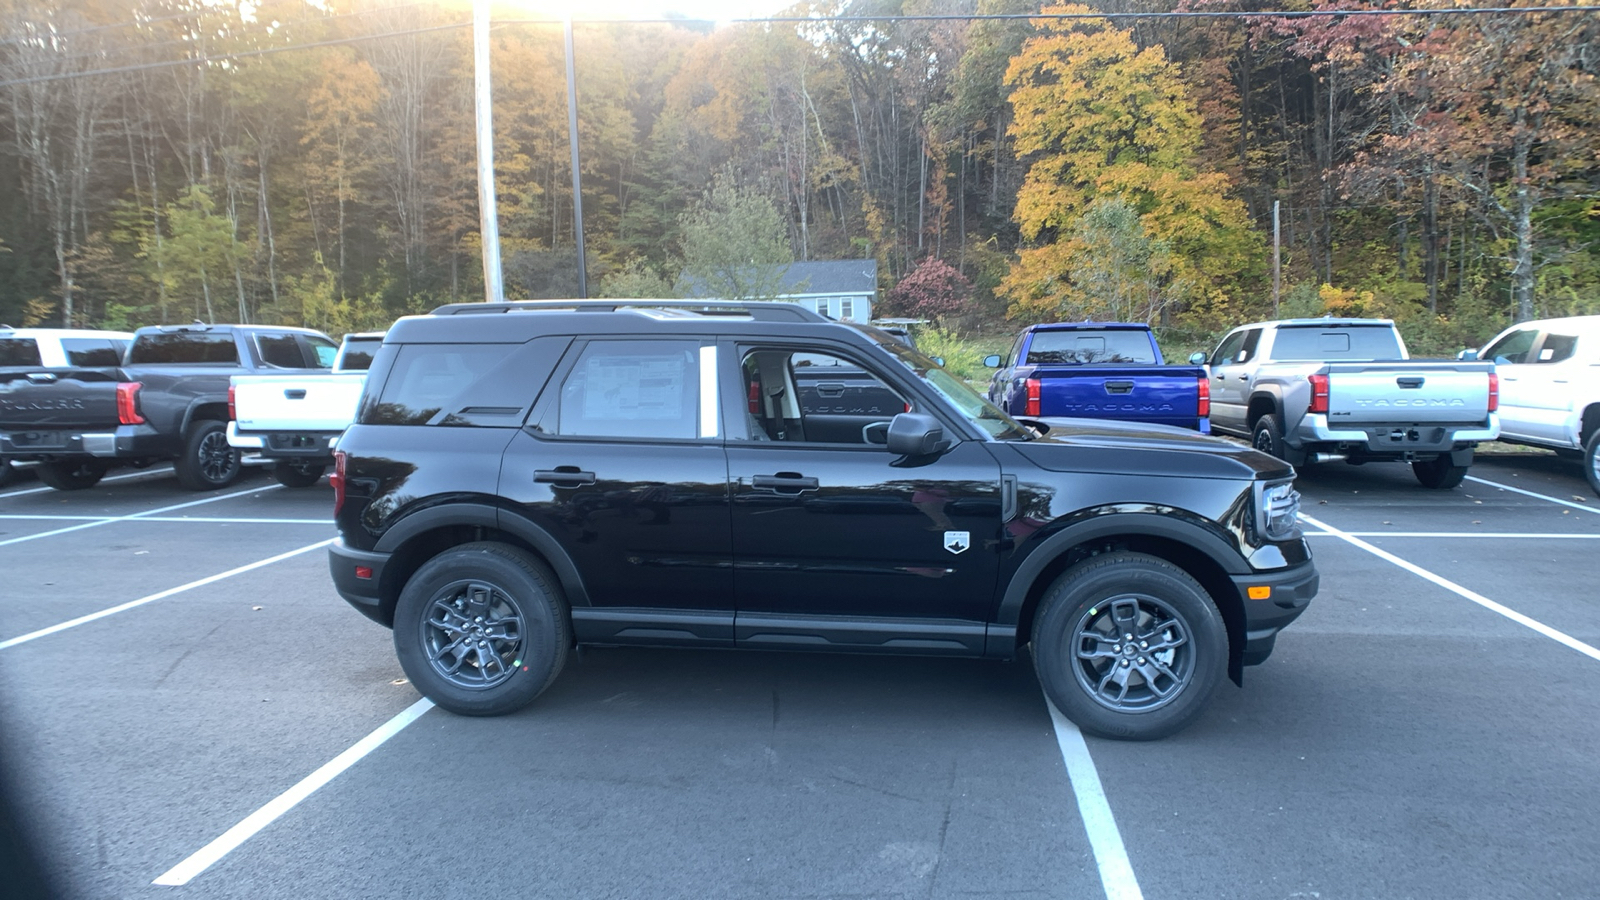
[564,14,588,298]
[473,0,504,303]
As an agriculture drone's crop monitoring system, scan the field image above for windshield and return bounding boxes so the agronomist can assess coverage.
[875,339,1032,441]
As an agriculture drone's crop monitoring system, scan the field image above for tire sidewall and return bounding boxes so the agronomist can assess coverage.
[271,461,327,488]
[1033,554,1227,741]
[1413,454,1467,489]
[1584,430,1600,497]
[1252,415,1283,459]
[37,459,107,491]
[175,420,242,490]
[393,543,569,717]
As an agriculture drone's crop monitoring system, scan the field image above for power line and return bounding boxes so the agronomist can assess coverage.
[3,5,1598,89]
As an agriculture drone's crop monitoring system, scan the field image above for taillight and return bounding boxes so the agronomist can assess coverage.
[227,384,237,421]
[1196,376,1210,419]
[1024,378,1041,417]
[1487,372,1499,413]
[1308,374,1330,415]
[331,450,347,516]
[116,382,144,425]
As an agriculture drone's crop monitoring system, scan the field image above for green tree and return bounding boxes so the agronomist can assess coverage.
[675,173,792,301]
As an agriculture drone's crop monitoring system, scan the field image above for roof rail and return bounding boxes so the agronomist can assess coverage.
[428,298,832,323]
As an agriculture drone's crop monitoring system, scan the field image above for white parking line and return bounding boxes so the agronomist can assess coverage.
[0,484,282,547]
[152,698,434,886]
[0,465,176,499]
[1300,513,1600,663]
[1303,531,1600,539]
[1465,475,1599,514]
[0,514,330,525]
[1046,700,1143,900]
[0,538,333,651]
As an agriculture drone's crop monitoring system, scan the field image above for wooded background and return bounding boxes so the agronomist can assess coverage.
[3,0,1598,354]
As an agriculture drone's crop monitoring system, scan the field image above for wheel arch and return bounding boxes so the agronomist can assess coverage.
[181,398,231,433]
[999,513,1249,686]
[1246,390,1283,431]
[370,502,590,628]
[1580,402,1600,446]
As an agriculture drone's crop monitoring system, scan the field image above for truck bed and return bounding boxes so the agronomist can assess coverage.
[231,373,366,434]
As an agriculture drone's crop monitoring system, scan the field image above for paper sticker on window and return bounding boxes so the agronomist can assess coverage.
[581,355,685,421]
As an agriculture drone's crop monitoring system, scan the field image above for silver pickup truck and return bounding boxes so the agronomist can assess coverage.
[1191,318,1500,489]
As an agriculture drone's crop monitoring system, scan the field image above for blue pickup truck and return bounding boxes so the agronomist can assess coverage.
[984,323,1210,432]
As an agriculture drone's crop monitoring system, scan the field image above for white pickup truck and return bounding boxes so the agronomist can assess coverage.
[1193,318,1500,489]
[227,332,382,487]
[1464,315,1600,494]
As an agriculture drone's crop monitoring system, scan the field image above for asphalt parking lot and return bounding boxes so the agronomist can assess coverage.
[2,452,1597,900]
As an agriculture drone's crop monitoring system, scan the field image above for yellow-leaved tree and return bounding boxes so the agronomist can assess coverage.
[1000,5,1260,328]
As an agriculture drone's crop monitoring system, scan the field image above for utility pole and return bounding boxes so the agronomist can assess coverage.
[1272,200,1281,316]
[473,0,504,303]
[565,15,588,298]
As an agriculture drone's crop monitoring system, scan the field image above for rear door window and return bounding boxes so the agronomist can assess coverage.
[1535,333,1577,364]
[128,332,239,364]
[0,339,43,367]
[554,340,711,440]
[61,338,124,366]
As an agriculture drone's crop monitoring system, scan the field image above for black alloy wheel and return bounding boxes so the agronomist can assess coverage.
[35,459,108,491]
[393,542,570,716]
[1584,430,1600,497]
[272,461,327,488]
[1251,414,1286,460]
[1032,552,1226,741]
[174,420,242,491]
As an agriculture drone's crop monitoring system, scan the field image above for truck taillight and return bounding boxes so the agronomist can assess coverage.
[228,384,237,421]
[1487,372,1499,413]
[1308,374,1330,415]
[331,450,347,516]
[116,382,144,425]
[1196,376,1210,419]
[1024,378,1041,417]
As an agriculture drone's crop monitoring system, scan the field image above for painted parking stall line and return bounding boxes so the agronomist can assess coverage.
[152,698,434,887]
[1303,531,1600,539]
[1465,474,1600,514]
[1046,700,1144,900]
[1300,513,1600,663]
[0,538,333,651]
[0,514,330,525]
[0,483,282,547]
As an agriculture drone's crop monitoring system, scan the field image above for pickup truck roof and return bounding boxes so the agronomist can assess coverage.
[1026,322,1152,332]
[1237,316,1395,329]
[0,327,135,368]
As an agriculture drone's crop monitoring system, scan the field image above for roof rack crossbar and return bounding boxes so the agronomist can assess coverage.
[429,298,831,323]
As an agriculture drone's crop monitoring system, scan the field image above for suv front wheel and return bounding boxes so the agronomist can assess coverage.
[393,542,571,716]
[1032,553,1227,741]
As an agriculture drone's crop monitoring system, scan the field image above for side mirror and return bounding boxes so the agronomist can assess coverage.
[983,354,1002,368]
[886,412,949,456]
[931,356,945,367]
[1456,349,1479,361]
[1188,352,1207,365]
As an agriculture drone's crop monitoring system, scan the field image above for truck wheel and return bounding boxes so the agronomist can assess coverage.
[0,460,18,488]
[393,542,571,717]
[1412,454,1469,490]
[272,461,327,488]
[1031,552,1227,741]
[1584,430,1600,497]
[36,459,108,491]
[1251,414,1287,460]
[174,420,242,491]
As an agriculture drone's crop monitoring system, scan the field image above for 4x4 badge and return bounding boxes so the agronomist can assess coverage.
[944,531,970,554]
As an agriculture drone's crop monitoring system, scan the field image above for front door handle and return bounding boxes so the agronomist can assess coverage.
[535,466,596,486]
[752,473,820,493]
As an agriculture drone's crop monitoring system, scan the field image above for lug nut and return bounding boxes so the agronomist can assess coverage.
[1113,644,1122,653]
[1137,657,1146,664]
[1140,641,1148,649]
[1120,660,1130,667]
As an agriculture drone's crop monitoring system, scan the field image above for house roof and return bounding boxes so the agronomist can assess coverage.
[681,259,878,298]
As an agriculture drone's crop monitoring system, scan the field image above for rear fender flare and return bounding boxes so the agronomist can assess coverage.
[1246,389,1285,431]
[372,501,591,608]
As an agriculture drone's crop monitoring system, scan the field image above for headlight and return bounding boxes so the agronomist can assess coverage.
[1256,479,1301,541]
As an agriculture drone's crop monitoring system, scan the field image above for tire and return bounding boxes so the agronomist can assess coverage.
[1412,453,1469,490]
[1251,414,1286,460]
[36,459,108,491]
[173,420,242,491]
[1584,430,1600,497]
[272,461,327,488]
[393,542,571,717]
[1031,552,1227,741]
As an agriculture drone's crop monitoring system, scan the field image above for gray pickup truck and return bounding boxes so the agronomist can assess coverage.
[1193,318,1500,488]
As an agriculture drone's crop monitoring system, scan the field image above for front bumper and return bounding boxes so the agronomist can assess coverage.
[329,538,391,625]
[1232,560,1319,666]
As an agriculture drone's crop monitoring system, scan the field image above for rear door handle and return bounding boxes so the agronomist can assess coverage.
[284,388,307,399]
[752,473,820,493]
[535,467,596,486]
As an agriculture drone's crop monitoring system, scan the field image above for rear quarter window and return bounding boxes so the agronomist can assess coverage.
[128,332,239,364]
[0,338,43,367]
[362,339,569,427]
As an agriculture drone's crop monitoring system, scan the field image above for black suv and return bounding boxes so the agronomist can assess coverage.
[329,300,1317,740]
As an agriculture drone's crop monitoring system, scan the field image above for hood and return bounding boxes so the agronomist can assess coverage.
[1010,416,1295,480]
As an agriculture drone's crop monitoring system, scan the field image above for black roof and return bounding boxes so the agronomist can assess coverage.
[393,298,880,346]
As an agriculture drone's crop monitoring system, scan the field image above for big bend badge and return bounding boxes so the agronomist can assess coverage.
[943,531,970,555]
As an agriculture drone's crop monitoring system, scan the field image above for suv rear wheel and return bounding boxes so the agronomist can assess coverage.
[393,542,571,716]
[1032,553,1226,741]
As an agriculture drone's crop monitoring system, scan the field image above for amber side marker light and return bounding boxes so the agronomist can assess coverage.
[1247,586,1272,600]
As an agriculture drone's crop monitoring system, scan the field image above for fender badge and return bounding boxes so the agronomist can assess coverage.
[944,531,970,554]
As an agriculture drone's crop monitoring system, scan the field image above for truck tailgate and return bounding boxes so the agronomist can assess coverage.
[1034,365,1206,426]
[1325,363,1493,424]
[232,374,365,432]
[0,368,123,436]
